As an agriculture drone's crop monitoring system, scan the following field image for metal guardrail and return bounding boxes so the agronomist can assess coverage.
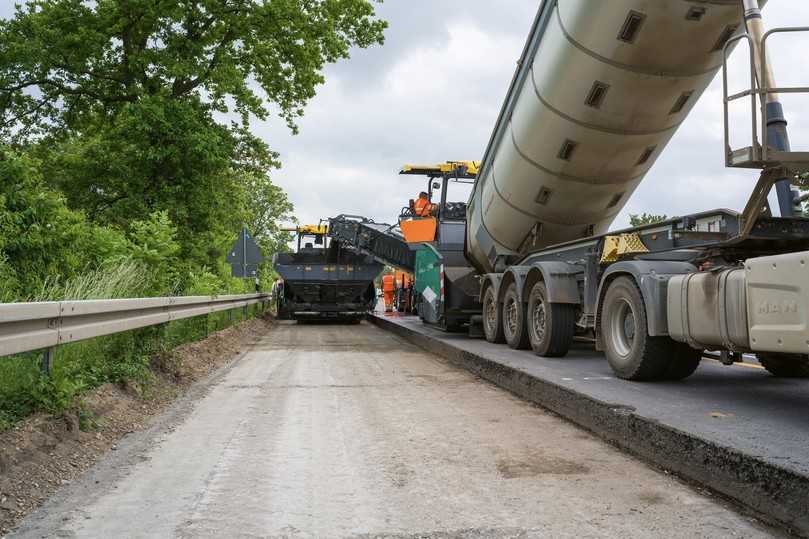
[0,294,270,364]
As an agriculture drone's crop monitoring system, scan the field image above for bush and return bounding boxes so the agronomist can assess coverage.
[0,257,266,430]
[0,150,130,298]
[127,210,181,295]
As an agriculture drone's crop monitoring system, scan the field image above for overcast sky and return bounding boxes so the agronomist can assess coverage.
[3,1,808,229]
[254,0,809,229]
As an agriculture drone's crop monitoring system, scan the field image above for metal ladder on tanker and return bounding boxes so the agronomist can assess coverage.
[722,24,809,234]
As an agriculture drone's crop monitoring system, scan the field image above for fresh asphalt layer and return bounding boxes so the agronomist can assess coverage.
[370,313,809,536]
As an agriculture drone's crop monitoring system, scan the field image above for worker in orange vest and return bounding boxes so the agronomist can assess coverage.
[395,271,413,313]
[381,274,396,312]
[413,191,436,217]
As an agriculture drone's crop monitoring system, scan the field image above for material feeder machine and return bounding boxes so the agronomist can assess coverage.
[272,224,382,322]
[326,162,483,326]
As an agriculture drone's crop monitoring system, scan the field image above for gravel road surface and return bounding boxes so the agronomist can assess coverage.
[11,321,777,538]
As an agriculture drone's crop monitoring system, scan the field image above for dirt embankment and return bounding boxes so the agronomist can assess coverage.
[0,317,272,536]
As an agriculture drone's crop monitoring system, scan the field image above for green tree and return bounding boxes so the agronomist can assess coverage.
[0,0,386,287]
[797,172,809,217]
[127,210,182,293]
[0,149,128,300]
[37,98,261,268]
[0,0,387,137]
[629,213,668,227]
[240,169,296,256]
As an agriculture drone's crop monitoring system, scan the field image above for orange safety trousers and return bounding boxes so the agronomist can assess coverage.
[382,275,396,312]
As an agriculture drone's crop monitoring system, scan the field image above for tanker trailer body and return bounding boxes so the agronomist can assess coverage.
[467,0,755,273]
[461,0,809,380]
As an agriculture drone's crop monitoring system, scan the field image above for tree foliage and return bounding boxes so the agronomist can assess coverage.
[0,0,386,300]
[629,213,668,227]
[798,172,809,217]
[0,0,386,429]
[0,149,128,300]
[36,98,273,268]
[0,0,387,137]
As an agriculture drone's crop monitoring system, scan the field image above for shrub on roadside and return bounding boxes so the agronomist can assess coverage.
[0,257,264,431]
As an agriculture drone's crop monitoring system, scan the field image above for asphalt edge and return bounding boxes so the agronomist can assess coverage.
[368,314,809,537]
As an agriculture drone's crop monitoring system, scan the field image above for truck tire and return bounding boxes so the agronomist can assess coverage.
[601,276,675,381]
[526,281,575,357]
[757,353,809,378]
[482,285,505,343]
[664,344,702,380]
[483,286,506,344]
[502,283,530,349]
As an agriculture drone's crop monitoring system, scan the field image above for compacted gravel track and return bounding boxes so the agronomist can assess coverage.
[12,321,777,538]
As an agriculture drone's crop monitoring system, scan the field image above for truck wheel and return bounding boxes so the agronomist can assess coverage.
[601,277,673,381]
[482,285,505,343]
[664,344,702,380]
[502,283,530,349]
[757,353,809,378]
[526,281,575,357]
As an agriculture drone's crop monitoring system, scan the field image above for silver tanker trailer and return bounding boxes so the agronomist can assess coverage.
[451,0,809,380]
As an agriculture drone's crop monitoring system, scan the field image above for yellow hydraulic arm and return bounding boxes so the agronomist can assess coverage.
[281,224,328,236]
[400,161,479,179]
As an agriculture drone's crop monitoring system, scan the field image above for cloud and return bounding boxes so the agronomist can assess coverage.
[254,0,535,226]
[261,1,809,230]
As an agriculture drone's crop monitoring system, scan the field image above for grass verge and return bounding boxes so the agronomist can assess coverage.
[0,260,265,431]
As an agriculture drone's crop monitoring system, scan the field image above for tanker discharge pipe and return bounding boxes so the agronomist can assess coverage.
[742,0,797,216]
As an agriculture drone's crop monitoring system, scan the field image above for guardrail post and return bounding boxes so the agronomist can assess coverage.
[41,347,55,376]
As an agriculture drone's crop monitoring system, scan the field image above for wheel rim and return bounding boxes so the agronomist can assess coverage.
[505,297,518,336]
[484,292,497,334]
[531,298,547,344]
[609,298,636,358]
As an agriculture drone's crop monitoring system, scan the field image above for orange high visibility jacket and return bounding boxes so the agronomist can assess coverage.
[382,274,396,292]
[413,196,434,217]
